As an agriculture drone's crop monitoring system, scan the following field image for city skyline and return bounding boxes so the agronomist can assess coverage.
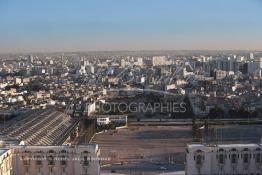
[1,0,262,53]
[1,1,262,174]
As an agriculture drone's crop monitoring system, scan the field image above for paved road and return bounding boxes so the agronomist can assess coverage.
[102,162,184,175]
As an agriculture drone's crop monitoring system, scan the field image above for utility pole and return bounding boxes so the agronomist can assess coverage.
[4,113,6,131]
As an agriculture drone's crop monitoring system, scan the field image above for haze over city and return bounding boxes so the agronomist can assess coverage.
[1,0,262,53]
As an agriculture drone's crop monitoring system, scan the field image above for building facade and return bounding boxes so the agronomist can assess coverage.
[186,144,262,175]
[0,149,12,175]
[0,145,100,175]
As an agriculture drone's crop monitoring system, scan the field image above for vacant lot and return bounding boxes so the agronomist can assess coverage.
[91,125,192,172]
[91,124,262,174]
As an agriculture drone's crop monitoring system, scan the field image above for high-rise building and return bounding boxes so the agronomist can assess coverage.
[260,57,262,69]
[28,55,34,64]
[250,52,254,59]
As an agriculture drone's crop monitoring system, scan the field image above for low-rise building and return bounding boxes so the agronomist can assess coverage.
[95,115,128,126]
[186,143,262,175]
[0,144,100,175]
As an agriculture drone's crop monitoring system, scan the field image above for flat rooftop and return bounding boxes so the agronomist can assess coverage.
[188,143,262,149]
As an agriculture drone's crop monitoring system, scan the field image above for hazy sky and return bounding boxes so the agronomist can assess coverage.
[0,0,262,53]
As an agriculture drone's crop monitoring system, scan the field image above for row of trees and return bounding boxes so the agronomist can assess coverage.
[208,107,259,119]
[192,118,202,142]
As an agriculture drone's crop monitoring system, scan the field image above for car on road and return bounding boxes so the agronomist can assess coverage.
[160,166,167,170]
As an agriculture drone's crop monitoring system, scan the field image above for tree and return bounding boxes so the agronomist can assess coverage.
[236,107,249,118]
[192,118,201,142]
[208,107,224,119]
[182,96,194,118]
[228,109,237,118]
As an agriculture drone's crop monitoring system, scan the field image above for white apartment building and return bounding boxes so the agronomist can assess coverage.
[152,56,171,66]
[0,144,100,175]
[186,144,262,175]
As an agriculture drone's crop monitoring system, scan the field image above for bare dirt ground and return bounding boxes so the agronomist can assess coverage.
[91,124,262,174]
[91,125,192,165]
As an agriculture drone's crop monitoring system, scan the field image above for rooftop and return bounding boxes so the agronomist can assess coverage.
[188,143,262,149]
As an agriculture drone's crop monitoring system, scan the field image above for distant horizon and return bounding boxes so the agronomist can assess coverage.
[1,44,262,55]
[1,0,262,53]
[1,49,262,55]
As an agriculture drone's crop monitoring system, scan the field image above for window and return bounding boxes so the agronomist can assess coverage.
[48,155,55,165]
[61,155,67,166]
[196,155,202,165]
[243,154,249,163]
[82,151,90,166]
[83,156,89,166]
[36,155,42,165]
[23,156,30,166]
[60,150,68,166]
[256,153,261,163]
[47,150,56,166]
[219,154,224,164]
[231,154,237,164]
[23,151,31,166]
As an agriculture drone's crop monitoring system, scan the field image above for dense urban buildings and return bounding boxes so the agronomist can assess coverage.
[0,52,261,119]
[0,51,261,174]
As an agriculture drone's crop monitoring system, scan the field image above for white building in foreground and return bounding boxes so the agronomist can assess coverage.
[0,144,100,175]
[186,144,262,175]
[96,115,127,126]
